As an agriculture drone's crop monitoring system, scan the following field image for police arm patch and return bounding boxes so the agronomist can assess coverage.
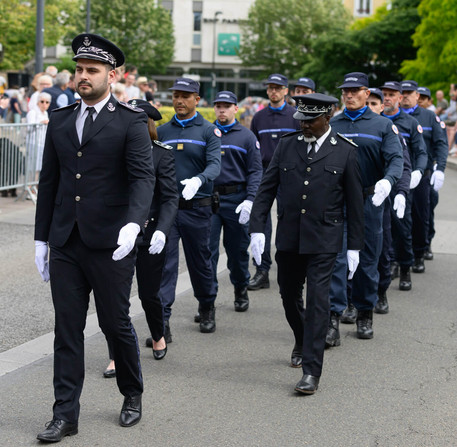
[214,128,222,138]
[255,141,260,150]
[436,115,441,123]
[417,124,423,134]
[392,124,399,135]
[440,121,446,129]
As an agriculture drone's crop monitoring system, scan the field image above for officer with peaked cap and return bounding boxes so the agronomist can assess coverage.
[249,93,364,394]
[35,34,155,441]
[325,73,403,347]
[249,73,301,291]
[400,80,447,273]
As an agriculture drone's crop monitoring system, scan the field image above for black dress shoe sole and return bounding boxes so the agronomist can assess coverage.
[153,347,167,360]
[340,317,356,324]
[199,326,216,333]
[234,304,249,312]
[356,332,374,339]
[374,307,389,314]
[325,338,341,348]
[103,369,116,378]
[295,386,318,395]
[247,282,270,291]
[290,361,302,368]
[399,282,412,291]
[37,427,78,442]
[119,416,141,428]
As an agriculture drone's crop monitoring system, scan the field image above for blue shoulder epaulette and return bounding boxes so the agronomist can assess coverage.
[118,101,143,112]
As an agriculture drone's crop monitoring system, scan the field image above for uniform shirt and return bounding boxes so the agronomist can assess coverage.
[158,112,221,199]
[330,107,403,188]
[403,105,448,172]
[214,120,263,201]
[382,109,427,173]
[250,103,300,167]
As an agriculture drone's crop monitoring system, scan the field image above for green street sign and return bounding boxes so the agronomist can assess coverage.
[218,33,240,56]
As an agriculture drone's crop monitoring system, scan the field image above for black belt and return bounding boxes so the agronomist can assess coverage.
[214,183,246,195]
[178,197,212,210]
[363,185,375,199]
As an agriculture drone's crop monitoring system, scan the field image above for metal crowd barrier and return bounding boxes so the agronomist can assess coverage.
[0,122,47,204]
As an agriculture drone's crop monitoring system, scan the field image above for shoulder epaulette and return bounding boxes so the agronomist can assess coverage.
[52,102,80,113]
[118,101,143,112]
[337,132,358,147]
[153,140,173,150]
[281,130,302,139]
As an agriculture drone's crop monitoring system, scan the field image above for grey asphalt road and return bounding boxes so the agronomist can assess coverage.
[1,164,457,446]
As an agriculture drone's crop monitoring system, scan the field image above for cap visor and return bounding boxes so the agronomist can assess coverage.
[338,82,364,89]
[293,111,324,121]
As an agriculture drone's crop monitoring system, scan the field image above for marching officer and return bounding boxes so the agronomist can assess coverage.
[34,34,155,441]
[209,91,262,312]
[249,93,364,394]
[292,77,316,96]
[249,73,300,291]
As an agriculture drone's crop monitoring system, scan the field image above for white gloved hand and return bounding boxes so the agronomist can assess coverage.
[430,170,445,191]
[347,249,360,280]
[180,176,202,200]
[250,233,265,266]
[409,170,422,189]
[35,240,50,282]
[112,222,140,261]
[235,200,253,225]
[149,230,166,255]
[372,179,392,207]
[393,194,406,219]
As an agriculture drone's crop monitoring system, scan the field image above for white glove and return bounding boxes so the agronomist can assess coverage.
[409,170,422,189]
[149,230,166,255]
[112,223,140,261]
[430,170,445,191]
[372,179,392,207]
[235,200,253,225]
[180,176,202,200]
[393,194,406,219]
[250,233,265,266]
[347,249,360,280]
[35,240,50,282]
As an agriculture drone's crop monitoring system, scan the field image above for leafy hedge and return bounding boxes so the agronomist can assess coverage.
[156,106,244,125]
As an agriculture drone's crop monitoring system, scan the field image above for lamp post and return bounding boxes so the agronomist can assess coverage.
[86,0,91,33]
[211,10,222,101]
[35,0,45,74]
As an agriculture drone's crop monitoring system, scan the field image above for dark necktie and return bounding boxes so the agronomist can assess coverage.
[308,141,317,160]
[82,107,95,142]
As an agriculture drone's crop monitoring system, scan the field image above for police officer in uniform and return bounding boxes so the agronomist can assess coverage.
[209,91,262,312]
[249,93,364,394]
[34,34,155,442]
[400,80,447,273]
[249,73,301,290]
[157,78,221,336]
[380,81,427,293]
[326,73,403,347]
[292,77,316,96]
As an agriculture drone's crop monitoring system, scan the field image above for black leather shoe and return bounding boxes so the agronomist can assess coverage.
[247,270,270,291]
[199,305,216,333]
[325,311,341,348]
[412,257,425,273]
[153,346,167,360]
[164,320,172,344]
[356,310,373,339]
[103,368,116,378]
[234,287,249,312]
[145,337,153,347]
[119,395,142,427]
[290,344,303,368]
[399,266,412,291]
[390,261,399,279]
[194,311,201,323]
[37,418,78,442]
[424,246,434,261]
[374,289,389,314]
[295,374,319,395]
[341,302,357,324]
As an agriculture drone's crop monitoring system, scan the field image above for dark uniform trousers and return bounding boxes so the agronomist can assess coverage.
[159,205,216,320]
[277,251,336,377]
[378,196,392,292]
[210,189,250,290]
[391,193,414,268]
[50,224,142,424]
[412,172,431,257]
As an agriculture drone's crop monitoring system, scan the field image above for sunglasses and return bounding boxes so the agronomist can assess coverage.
[39,100,50,103]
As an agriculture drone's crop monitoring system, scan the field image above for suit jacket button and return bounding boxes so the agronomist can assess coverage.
[75,196,81,202]
[301,209,306,214]
[306,167,311,172]
[76,173,81,179]
[77,151,82,157]
[304,180,309,185]
[302,195,307,200]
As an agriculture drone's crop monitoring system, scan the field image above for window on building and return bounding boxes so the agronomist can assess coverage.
[355,0,372,16]
[191,49,202,62]
[193,1,202,12]
[193,12,202,31]
[193,33,201,46]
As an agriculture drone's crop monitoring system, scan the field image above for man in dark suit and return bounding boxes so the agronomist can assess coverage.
[249,93,365,394]
[34,34,155,442]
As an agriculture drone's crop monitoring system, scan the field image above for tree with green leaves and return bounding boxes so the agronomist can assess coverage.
[0,0,80,71]
[89,0,174,74]
[401,0,457,93]
[237,0,351,79]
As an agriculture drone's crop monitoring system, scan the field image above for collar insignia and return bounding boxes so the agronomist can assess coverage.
[330,137,337,145]
[107,102,115,112]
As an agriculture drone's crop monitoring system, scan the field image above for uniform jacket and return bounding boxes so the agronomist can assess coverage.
[138,141,179,246]
[249,130,365,254]
[408,106,448,172]
[157,112,221,199]
[34,95,155,249]
[250,103,300,167]
[331,107,403,188]
[214,120,263,201]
